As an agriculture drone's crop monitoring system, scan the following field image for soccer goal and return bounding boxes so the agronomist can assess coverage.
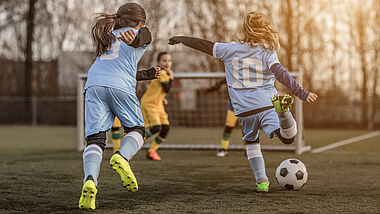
[77,72,310,154]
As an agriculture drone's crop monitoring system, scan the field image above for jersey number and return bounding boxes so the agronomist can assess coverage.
[100,40,121,60]
[231,57,263,88]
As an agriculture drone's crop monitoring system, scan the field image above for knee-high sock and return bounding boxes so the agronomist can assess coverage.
[149,136,164,152]
[83,144,103,185]
[246,143,267,181]
[149,125,169,152]
[277,111,297,139]
[221,126,233,150]
[119,131,144,161]
[112,128,121,152]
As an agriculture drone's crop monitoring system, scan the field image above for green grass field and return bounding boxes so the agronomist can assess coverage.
[1,126,380,213]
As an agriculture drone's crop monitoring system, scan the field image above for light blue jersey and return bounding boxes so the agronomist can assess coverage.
[84,27,149,138]
[85,27,150,95]
[213,42,280,116]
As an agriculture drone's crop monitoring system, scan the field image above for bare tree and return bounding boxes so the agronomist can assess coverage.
[24,0,36,97]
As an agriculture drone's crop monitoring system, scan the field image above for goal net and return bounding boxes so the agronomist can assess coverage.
[77,72,310,154]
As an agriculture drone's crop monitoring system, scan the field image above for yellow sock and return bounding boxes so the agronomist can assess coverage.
[221,139,230,150]
[112,139,121,152]
[148,142,160,152]
[112,129,121,152]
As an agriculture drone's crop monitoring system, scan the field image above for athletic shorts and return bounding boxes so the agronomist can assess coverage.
[141,106,169,127]
[239,108,280,142]
[84,86,144,138]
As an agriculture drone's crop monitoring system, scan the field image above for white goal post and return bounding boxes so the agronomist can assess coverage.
[77,72,310,154]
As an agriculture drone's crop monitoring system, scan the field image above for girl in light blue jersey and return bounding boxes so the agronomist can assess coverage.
[78,3,160,210]
[169,11,318,192]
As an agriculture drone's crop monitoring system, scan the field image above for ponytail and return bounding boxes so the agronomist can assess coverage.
[91,3,146,57]
[92,13,117,56]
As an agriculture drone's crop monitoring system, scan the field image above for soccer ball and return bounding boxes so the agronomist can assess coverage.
[275,159,308,190]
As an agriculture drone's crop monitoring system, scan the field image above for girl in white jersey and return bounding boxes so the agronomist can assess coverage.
[169,11,317,192]
[78,3,160,210]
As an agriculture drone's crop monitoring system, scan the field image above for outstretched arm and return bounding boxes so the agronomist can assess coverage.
[136,67,161,81]
[270,63,318,102]
[169,36,215,56]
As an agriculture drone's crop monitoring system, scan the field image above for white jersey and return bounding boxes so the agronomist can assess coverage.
[213,42,280,115]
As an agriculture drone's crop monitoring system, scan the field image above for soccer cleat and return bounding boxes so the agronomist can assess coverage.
[146,151,161,161]
[256,181,270,192]
[78,176,97,210]
[216,149,228,157]
[110,153,139,192]
[271,94,294,113]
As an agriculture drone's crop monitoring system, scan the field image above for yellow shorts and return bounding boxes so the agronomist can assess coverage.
[112,117,121,128]
[225,110,238,127]
[142,107,169,128]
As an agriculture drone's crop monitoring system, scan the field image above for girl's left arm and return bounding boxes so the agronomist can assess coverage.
[270,63,310,101]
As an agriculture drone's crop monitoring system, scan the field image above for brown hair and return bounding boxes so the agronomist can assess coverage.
[156,51,169,62]
[239,11,279,51]
[92,3,146,56]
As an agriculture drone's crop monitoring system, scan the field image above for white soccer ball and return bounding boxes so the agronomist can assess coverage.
[275,159,308,190]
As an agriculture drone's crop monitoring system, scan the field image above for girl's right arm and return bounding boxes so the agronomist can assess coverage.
[169,36,215,56]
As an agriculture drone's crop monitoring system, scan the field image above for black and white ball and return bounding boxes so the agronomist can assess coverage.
[275,159,308,190]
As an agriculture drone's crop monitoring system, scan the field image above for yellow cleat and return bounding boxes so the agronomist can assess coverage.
[78,179,97,210]
[110,153,139,192]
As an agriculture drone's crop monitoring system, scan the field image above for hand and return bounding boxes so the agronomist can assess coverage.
[118,29,136,45]
[163,97,168,105]
[306,92,318,103]
[154,67,161,78]
[168,36,181,45]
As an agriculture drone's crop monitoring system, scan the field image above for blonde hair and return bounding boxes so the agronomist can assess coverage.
[239,11,279,51]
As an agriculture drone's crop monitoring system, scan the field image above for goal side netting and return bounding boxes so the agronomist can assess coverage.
[77,72,310,154]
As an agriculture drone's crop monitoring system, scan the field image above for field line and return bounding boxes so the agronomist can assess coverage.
[311,131,380,153]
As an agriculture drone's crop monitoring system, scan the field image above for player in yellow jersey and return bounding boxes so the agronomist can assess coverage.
[141,52,174,160]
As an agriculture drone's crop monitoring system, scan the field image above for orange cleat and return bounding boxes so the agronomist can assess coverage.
[146,151,161,161]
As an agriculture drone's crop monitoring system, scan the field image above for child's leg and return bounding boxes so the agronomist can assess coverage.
[275,111,297,144]
[221,126,233,150]
[217,110,238,157]
[271,94,297,144]
[118,127,145,161]
[146,125,162,151]
[145,125,161,139]
[111,117,122,152]
[80,86,114,210]
[147,109,170,160]
[240,114,268,192]
[82,132,106,184]
[142,107,161,140]
[246,138,267,182]
[149,125,169,152]
[108,88,146,192]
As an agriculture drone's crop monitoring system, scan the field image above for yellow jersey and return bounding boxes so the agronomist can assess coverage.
[141,70,171,108]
